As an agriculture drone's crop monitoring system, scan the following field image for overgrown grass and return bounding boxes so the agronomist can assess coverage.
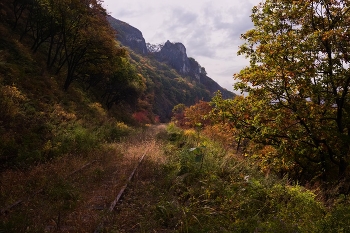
[3,123,348,232]
[142,123,350,232]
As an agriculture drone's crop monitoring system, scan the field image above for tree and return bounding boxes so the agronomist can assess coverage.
[102,57,145,109]
[234,0,350,183]
[10,0,126,91]
[184,100,212,128]
[172,103,186,126]
[58,0,118,90]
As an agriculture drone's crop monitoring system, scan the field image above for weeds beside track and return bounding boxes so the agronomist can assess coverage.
[0,125,167,232]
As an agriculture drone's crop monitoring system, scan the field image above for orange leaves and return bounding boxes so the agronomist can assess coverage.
[183,101,212,128]
[202,123,236,147]
[172,101,212,129]
[170,96,238,149]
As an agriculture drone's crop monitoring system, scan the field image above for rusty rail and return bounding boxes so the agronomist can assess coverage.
[109,152,147,212]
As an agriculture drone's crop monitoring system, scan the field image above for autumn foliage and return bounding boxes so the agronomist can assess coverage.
[133,111,151,124]
[173,0,350,194]
[183,101,212,128]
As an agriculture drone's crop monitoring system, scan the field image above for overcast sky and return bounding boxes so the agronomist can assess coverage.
[102,0,262,92]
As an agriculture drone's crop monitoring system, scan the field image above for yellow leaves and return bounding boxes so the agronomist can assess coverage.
[202,123,236,146]
[115,121,131,132]
[184,129,196,137]
[321,31,334,41]
[51,104,77,122]
[0,85,27,118]
[88,102,107,117]
[1,85,27,102]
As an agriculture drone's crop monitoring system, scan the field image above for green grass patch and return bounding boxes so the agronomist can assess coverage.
[151,125,332,232]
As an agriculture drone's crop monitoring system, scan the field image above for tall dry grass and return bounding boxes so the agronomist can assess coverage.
[0,125,168,232]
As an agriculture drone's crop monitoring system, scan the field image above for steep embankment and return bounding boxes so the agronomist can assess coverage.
[0,0,146,169]
[0,25,129,169]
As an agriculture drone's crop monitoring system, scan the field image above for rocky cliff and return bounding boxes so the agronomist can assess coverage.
[153,40,233,99]
[107,16,234,99]
[154,40,192,75]
[107,16,148,54]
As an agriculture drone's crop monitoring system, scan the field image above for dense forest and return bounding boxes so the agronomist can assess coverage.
[1,0,350,232]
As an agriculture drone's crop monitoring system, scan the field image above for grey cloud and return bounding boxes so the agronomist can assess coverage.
[164,7,198,31]
[160,7,216,58]
[203,2,255,46]
[114,9,134,18]
[187,35,216,58]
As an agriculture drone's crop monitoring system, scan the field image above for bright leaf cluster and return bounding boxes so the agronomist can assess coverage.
[233,0,350,184]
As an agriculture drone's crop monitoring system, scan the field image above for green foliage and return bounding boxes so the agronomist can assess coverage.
[155,201,181,228]
[6,0,144,110]
[204,0,350,185]
[128,51,212,121]
[166,122,184,142]
[321,199,350,233]
[177,145,206,176]
[51,123,100,155]
[103,57,145,109]
[0,1,142,168]
[101,121,133,142]
[158,126,328,232]
[45,178,79,211]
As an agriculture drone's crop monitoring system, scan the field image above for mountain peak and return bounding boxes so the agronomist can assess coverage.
[156,40,190,74]
[107,16,234,99]
[107,16,147,54]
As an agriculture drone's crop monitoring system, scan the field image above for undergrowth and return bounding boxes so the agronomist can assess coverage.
[148,123,350,232]
[0,13,136,170]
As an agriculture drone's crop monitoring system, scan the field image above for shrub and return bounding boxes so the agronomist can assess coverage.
[53,124,100,155]
[166,123,185,142]
[321,199,350,233]
[103,121,133,142]
[160,126,326,232]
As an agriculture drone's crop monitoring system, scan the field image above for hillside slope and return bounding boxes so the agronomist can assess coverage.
[0,0,143,169]
[128,50,213,121]
[107,16,235,119]
[0,0,226,168]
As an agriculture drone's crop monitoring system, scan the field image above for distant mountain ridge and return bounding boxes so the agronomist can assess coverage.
[107,16,234,99]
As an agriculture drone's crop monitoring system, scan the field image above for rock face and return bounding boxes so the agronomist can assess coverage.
[154,40,233,98]
[107,16,234,99]
[107,16,147,54]
[155,40,191,74]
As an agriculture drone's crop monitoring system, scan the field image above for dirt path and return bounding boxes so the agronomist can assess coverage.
[0,124,168,232]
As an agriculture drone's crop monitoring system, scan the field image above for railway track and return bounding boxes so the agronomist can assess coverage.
[1,125,167,232]
[46,141,156,232]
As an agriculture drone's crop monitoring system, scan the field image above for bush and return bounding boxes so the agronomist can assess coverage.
[160,126,326,232]
[166,123,184,142]
[321,199,350,233]
[100,121,133,142]
[53,124,100,155]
